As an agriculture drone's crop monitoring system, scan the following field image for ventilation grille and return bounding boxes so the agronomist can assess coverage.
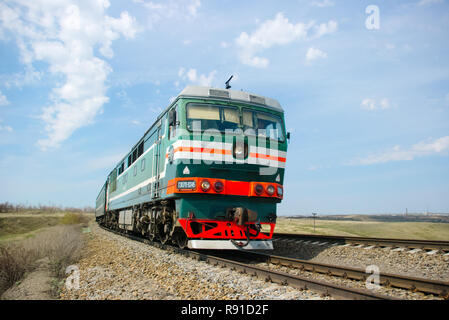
[209,89,230,98]
[249,94,266,105]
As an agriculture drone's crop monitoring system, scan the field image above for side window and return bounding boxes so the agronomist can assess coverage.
[169,105,178,139]
[141,158,146,172]
[138,141,144,157]
[118,162,124,175]
[132,149,137,163]
[133,166,137,176]
[144,129,157,150]
[109,170,117,192]
[128,155,132,168]
[160,116,166,139]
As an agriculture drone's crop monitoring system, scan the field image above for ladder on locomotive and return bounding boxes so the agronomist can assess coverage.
[152,121,163,199]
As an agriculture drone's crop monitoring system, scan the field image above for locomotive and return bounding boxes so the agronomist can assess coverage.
[95,85,288,249]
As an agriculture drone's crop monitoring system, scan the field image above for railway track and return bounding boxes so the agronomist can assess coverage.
[99,225,398,300]
[273,233,449,253]
[226,251,449,299]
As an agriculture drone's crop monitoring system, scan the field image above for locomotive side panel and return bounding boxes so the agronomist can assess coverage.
[107,117,166,211]
[95,182,106,218]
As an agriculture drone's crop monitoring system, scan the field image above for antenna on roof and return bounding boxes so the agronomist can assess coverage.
[225,75,233,89]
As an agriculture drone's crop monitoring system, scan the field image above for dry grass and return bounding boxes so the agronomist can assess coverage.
[0,245,38,292]
[275,217,449,240]
[0,224,85,296]
[0,212,93,243]
[0,216,62,242]
[59,212,90,226]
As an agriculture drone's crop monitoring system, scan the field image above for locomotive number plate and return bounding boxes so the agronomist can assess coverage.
[177,180,196,190]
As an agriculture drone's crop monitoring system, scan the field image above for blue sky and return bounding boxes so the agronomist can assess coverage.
[0,0,448,215]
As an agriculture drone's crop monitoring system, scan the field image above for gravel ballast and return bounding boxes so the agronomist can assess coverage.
[60,225,327,300]
[271,240,449,282]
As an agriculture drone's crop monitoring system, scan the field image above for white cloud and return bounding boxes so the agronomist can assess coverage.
[306,47,327,62]
[312,20,338,38]
[235,13,337,68]
[178,67,186,78]
[418,0,443,6]
[0,0,138,150]
[310,0,335,7]
[361,98,376,110]
[0,119,13,132]
[347,136,449,166]
[178,67,217,87]
[361,98,392,111]
[0,90,9,106]
[0,124,13,132]
[2,66,42,88]
[187,0,201,17]
[135,0,201,28]
[236,13,310,68]
[380,98,390,109]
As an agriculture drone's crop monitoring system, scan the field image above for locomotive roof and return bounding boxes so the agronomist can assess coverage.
[177,86,284,113]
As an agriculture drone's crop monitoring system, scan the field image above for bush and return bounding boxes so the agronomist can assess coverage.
[0,225,85,296]
[59,213,90,226]
[0,245,38,294]
[43,225,84,278]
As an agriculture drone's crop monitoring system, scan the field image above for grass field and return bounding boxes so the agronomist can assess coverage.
[274,217,449,240]
[0,211,93,297]
[0,212,92,243]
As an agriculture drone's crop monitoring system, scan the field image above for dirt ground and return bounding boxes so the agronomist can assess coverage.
[1,258,54,300]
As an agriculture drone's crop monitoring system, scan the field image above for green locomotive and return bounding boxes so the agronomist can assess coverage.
[96,85,288,249]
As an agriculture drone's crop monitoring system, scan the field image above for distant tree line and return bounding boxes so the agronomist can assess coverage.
[0,201,94,213]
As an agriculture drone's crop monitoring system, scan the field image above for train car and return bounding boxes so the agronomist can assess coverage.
[95,85,288,250]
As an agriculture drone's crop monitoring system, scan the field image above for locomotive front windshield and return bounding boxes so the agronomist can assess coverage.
[187,104,240,132]
[186,103,285,141]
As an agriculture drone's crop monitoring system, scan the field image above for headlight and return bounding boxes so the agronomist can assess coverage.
[276,186,283,197]
[266,185,275,196]
[213,181,224,193]
[233,141,246,159]
[177,180,196,190]
[235,144,244,155]
[200,180,211,192]
[254,184,263,195]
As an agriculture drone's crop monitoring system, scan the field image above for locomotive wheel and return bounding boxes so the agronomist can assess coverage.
[158,222,172,245]
[158,226,169,245]
[175,232,188,249]
[148,223,156,241]
[159,233,170,245]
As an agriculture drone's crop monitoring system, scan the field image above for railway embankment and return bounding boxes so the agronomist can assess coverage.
[60,224,327,300]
